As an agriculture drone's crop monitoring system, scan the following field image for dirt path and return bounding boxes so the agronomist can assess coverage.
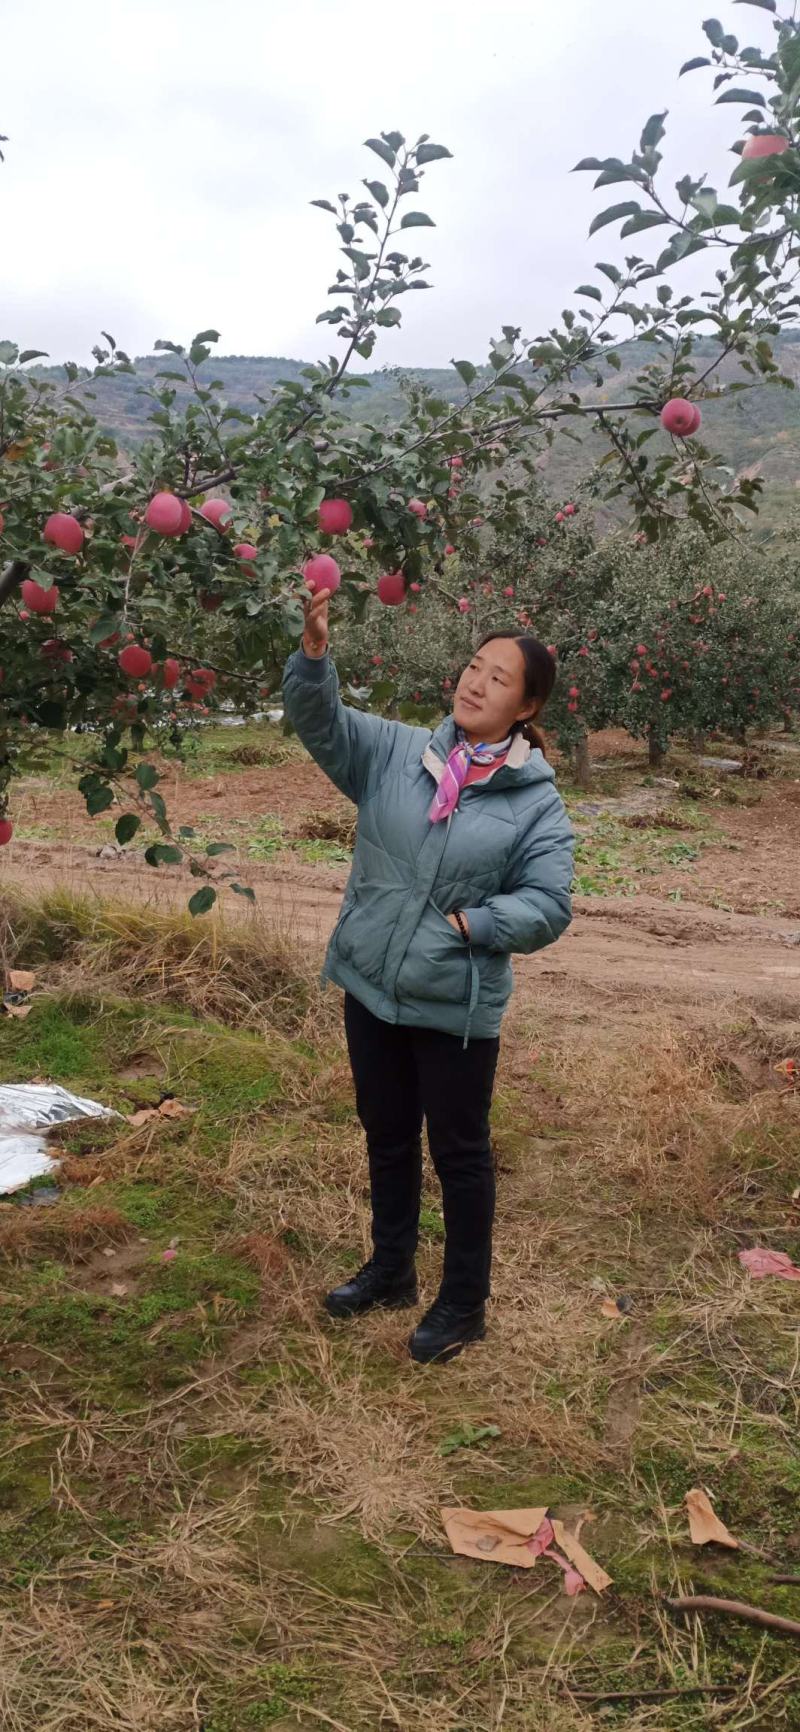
[4,840,800,1015]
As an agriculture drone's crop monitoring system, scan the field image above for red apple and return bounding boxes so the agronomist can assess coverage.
[444,544,456,556]
[234,541,258,562]
[21,579,58,614]
[555,511,565,524]
[410,582,421,593]
[0,818,13,846]
[0,511,4,534]
[376,572,406,606]
[200,591,223,612]
[43,511,84,555]
[567,701,578,714]
[742,134,789,160]
[318,498,353,535]
[161,658,181,689]
[457,597,470,614]
[687,404,702,434]
[41,638,73,662]
[177,498,192,534]
[118,644,153,678]
[145,493,184,536]
[199,497,232,529]
[449,455,463,469]
[564,503,577,516]
[408,498,427,519]
[568,685,580,698]
[660,398,698,437]
[304,553,341,595]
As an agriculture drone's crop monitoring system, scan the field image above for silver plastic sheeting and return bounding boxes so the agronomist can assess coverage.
[0,1084,115,1195]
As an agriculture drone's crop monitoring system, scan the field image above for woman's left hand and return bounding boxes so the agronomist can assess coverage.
[446,912,470,937]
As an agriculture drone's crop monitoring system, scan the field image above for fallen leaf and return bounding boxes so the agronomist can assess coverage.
[130,1097,193,1126]
[100,1247,116,1260]
[95,1600,115,1612]
[4,1003,31,1019]
[600,1296,631,1320]
[739,1246,800,1283]
[157,1097,193,1120]
[686,1487,739,1550]
[8,969,35,993]
[110,1282,129,1298]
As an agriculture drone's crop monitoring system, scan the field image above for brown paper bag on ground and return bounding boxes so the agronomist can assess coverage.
[685,1487,739,1550]
[440,1506,612,1590]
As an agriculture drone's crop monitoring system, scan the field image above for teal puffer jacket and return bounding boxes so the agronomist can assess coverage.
[283,649,574,1042]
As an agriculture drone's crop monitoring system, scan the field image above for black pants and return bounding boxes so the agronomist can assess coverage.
[344,993,500,1307]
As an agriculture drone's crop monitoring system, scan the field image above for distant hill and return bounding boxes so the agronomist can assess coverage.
[39,333,800,533]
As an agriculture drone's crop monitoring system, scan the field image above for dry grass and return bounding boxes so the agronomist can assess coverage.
[1,893,800,1728]
[0,887,338,1042]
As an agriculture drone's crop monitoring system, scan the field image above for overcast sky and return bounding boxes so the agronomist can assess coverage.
[2,0,774,369]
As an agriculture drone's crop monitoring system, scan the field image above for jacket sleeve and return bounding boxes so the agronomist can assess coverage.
[282,648,402,805]
[462,787,573,955]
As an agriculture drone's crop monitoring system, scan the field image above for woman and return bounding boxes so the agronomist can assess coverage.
[283,587,573,1364]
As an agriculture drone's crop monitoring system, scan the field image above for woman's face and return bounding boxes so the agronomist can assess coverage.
[453,639,537,743]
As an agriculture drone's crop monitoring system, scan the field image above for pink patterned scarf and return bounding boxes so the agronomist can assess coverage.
[428,734,511,823]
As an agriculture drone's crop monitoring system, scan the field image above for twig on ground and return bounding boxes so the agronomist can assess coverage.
[667,1594,800,1639]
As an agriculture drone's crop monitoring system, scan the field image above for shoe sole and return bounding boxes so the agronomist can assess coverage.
[325,1290,418,1320]
[409,1326,486,1365]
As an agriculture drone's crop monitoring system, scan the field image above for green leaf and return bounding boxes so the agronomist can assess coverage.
[572,156,605,171]
[680,56,712,74]
[364,136,395,168]
[178,825,197,839]
[588,201,643,236]
[691,188,719,218]
[375,307,402,326]
[231,882,256,901]
[382,130,405,151]
[145,843,183,867]
[715,87,767,104]
[399,211,435,228]
[135,762,159,791]
[733,0,775,10]
[452,358,477,386]
[595,261,621,284]
[640,112,667,151]
[0,340,19,366]
[702,18,725,47]
[620,211,669,237]
[206,842,235,856]
[149,791,168,830]
[188,887,217,918]
[310,199,337,214]
[115,814,141,845]
[439,1423,500,1457]
[192,328,220,345]
[575,284,603,301]
[363,178,389,208]
[415,141,452,164]
[19,348,48,365]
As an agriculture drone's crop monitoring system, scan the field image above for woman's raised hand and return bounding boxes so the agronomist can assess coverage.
[302,588,330,658]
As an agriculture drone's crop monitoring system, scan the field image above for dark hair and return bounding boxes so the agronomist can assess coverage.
[477,631,556,756]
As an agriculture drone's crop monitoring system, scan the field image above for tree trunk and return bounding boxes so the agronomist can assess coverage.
[574,732,592,790]
[690,729,706,754]
[648,726,665,770]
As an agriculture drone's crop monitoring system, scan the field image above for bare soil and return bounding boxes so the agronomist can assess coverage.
[3,732,800,1019]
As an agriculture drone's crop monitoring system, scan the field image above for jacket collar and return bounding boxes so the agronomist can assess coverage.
[422,719,532,787]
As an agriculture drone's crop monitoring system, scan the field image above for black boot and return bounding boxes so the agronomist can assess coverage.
[408,1296,486,1364]
[325,1259,418,1320]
